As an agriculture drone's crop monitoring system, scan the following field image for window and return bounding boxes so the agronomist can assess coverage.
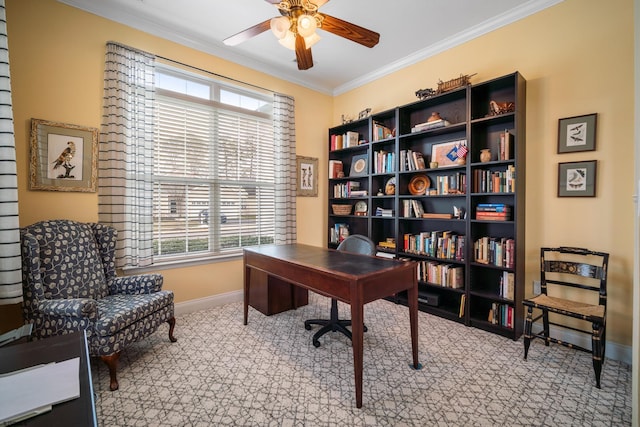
[153,67,275,260]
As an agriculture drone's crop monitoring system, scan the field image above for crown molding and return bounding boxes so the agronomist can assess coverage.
[333,0,564,95]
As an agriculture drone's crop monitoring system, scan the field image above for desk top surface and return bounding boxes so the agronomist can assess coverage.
[244,243,412,277]
[0,332,97,426]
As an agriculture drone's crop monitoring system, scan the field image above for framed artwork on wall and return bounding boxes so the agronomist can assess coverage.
[557,160,597,197]
[296,156,318,197]
[557,113,597,153]
[29,118,98,192]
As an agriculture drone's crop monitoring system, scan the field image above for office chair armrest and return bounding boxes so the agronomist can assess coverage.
[109,274,164,295]
[38,298,97,318]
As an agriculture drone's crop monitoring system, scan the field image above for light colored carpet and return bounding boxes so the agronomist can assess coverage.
[92,294,632,426]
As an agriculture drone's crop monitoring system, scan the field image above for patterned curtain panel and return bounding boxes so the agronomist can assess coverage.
[98,42,156,268]
[273,94,297,244]
[0,0,22,305]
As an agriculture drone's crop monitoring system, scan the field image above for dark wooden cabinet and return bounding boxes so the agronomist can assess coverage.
[327,72,526,340]
[249,270,308,315]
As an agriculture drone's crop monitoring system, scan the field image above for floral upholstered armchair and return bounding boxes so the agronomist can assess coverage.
[21,219,176,391]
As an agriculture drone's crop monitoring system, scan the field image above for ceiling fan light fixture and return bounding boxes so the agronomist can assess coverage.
[270,16,290,39]
[297,14,317,38]
[278,30,296,50]
[303,32,321,48]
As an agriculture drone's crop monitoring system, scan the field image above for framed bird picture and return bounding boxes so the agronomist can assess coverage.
[29,118,98,192]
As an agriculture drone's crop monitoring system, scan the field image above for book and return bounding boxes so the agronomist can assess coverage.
[345,131,359,148]
[410,199,425,217]
[421,213,453,219]
[411,119,451,133]
[499,129,513,160]
[412,151,426,170]
[328,160,343,179]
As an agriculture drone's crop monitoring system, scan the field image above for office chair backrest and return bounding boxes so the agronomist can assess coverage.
[337,234,376,256]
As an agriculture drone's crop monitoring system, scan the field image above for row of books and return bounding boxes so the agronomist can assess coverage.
[332,181,367,198]
[329,223,349,244]
[399,149,426,171]
[330,131,360,151]
[472,166,516,193]
[473,236,515,268]
[375,207,393,217]
[500,271,515,300]
[417,260,464,289]
[372,122,393,141]
[403,231,465,261]
[488,303,514,329]
[402,199,424,218]
[475,203,511,221]
[373,150,396,174]
[434,173,466,195]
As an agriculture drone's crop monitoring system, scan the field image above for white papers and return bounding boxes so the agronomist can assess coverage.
[0,357,80,425]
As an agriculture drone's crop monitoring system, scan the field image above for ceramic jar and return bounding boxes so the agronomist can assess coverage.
[480,148,491,163]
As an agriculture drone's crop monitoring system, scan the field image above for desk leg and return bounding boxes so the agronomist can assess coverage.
[408,278,421,369]
[350,292,364,408]
[244,264,250,325]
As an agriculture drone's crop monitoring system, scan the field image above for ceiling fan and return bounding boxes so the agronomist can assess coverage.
[223,0,380,70]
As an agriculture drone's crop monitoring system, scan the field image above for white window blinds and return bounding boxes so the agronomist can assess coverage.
[153,75,276,260]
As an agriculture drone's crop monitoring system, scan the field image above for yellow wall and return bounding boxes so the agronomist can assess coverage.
[333,0,634,347]
[2,0,635,350]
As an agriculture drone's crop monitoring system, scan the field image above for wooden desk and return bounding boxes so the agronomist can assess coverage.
[243,243,420,408]
[0,332,97,426]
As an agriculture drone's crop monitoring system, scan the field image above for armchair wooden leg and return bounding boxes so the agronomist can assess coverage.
[101,352,121,391]
[168,316,177,342]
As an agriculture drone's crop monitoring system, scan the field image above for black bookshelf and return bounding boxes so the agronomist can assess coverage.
[327,72,526,340]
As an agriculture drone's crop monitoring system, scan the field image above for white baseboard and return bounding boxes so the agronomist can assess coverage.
[174,290,243,316]
[532,322,632,365]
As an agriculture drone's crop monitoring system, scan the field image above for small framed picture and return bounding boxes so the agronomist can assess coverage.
[557,113,597,153]
[296,156,318,197]
[29,118,98,192]
[558,160,597,197]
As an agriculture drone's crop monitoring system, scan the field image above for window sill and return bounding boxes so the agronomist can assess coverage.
[123,251,243,274]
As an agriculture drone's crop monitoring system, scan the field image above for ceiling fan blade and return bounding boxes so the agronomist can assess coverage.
[295,33,313,70]
[320,14,379,48]
[223,19,272,46]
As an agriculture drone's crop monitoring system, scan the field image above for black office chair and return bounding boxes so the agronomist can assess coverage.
[304,234,376,347]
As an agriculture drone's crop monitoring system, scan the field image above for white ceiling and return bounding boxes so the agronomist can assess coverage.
[58,0,561,95]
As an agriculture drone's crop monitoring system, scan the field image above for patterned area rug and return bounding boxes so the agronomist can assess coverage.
[92,294,632,426]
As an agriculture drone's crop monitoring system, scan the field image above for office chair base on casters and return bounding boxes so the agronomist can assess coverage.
[305,299,367,347]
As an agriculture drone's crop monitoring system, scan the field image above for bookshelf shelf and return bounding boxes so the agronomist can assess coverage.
[327,72,526,340]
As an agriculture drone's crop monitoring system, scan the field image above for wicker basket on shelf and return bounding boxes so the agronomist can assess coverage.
[332,204,352,215]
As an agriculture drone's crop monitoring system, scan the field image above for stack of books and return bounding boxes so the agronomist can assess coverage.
[411,119,451,133]
[475,203,511,221]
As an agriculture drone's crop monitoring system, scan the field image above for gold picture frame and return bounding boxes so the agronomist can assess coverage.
[296,156,318,197]
[29,118,98,192]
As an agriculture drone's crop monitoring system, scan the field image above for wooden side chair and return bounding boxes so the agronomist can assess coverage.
[523,247,609,388]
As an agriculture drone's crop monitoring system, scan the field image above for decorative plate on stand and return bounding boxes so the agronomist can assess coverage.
[408,174,430,195]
